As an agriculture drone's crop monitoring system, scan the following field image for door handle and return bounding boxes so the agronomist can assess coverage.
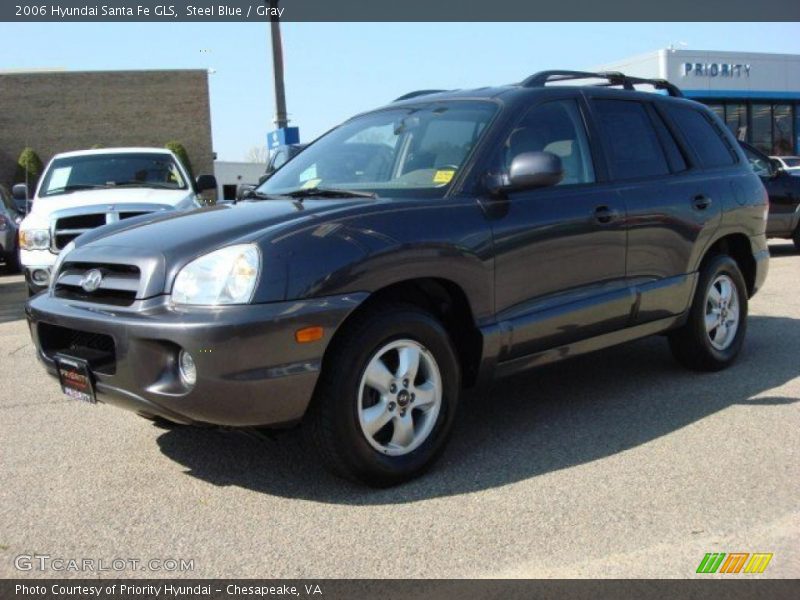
[693,194,712,210]
[594,205,619,224]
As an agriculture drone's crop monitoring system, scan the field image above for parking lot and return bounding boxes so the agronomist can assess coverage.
[0,244,798,579]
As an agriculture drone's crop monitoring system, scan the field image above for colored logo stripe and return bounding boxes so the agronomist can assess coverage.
[697,553,726,573]
[744,553,773,573]
[719,553,749,573]
[696,552,773,574]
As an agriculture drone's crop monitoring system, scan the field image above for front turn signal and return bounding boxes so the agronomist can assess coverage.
[295,326,324,344]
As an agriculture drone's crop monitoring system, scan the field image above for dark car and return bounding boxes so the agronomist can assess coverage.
[26,71,768,486]
[0,184,25,272]
[739,141,800,249]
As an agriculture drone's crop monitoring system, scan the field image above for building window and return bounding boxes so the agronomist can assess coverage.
[773,104,793,155]
[698,100,798,156]
[222,184,237,201]
[750,103,772,154]
[724,104,747,142]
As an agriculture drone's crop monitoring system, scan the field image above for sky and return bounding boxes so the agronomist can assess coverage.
[1,22,799,161]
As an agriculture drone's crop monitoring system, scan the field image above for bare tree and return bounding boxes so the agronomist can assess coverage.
[245,146,268,163]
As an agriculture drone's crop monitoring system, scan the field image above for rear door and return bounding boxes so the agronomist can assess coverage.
[588,96,725,323]
[488,95,630,360]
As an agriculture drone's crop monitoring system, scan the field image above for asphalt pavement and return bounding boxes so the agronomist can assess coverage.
[0,245,798,578]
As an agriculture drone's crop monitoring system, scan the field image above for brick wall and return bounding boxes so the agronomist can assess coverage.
[0,69,214,186]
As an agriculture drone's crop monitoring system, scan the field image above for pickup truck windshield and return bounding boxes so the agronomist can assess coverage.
[39,153,187,197]
[260,101,497,198]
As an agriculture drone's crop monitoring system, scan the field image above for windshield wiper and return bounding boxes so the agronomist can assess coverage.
[283,187,378,199]
[111,181,177,189]
[44,183,112,195]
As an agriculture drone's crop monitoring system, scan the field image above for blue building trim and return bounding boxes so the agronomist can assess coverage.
[683,90,800,100]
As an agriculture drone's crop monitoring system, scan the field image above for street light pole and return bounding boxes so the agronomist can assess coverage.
[268,0,288,129]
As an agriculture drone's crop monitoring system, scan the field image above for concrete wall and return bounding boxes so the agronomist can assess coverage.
[0,69,214,187]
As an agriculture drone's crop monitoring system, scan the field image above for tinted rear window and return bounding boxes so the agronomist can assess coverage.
[663,105,737,168]
[593,100,670,180]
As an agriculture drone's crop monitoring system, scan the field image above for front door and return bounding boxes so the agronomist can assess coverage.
[487,97,629,361]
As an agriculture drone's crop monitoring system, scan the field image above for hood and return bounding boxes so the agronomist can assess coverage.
[31,187,194,215]
[73,198,369,261]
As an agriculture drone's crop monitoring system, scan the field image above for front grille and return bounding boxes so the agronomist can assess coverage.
[54,262,140,307]
[120,212,147,220]
[52,209,158,250]
[53,214,107,250]
[38,323,116,374]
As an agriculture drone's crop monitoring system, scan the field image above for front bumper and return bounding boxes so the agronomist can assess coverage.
[26,292,367,426]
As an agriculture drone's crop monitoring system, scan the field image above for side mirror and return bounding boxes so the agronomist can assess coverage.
[508,152,564,190]
[489,152,564,194]
[769,159,784,176]
[12,183,29,201]
[236,184,256,201]
[195,174,217,192]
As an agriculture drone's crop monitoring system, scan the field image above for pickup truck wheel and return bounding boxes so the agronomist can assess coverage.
[305,304,460,487]
[668,254,748,372]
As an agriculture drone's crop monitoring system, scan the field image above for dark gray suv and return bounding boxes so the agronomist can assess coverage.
[26,71,769,486]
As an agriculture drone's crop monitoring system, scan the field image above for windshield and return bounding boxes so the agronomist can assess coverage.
[781,157,800,168]
[39,153,187,197]
[259,101,497,197]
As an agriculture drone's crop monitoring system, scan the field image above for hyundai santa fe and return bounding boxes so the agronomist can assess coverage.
[26,70,769,486]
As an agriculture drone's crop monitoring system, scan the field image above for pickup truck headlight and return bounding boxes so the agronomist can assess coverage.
[20,229,51,250]
[171,244,260,305]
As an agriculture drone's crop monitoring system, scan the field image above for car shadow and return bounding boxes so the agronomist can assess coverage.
[0,276,28,324]
[768,241,799,258]
[156,315,799,504]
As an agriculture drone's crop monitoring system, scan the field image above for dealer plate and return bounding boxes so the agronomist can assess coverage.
[55,354,97,404]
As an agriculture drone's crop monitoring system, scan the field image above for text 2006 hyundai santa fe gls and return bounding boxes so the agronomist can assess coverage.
[27,71,769,486]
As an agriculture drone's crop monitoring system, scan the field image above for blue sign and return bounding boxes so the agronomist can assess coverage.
[267,127,300,149]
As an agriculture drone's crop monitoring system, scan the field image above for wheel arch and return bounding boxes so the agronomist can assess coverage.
[321,277,484,389]
[700,232,757,297]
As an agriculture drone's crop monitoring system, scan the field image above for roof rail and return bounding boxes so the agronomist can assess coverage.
[393,89,448,102]
[521,70,684,98]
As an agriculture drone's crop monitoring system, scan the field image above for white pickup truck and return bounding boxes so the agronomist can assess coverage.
[15,147,217,295]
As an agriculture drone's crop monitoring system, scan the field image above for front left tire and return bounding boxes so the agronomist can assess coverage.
[304,303,461,487]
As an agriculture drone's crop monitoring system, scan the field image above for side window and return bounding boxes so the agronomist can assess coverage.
[505,99,595,185]
[741,145,771,177]
[663,105,737,168]
[593,99,670,180]
[648,105,687,172]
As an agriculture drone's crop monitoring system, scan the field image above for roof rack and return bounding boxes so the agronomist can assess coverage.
[393,89,449,102]
[521,70,684,98]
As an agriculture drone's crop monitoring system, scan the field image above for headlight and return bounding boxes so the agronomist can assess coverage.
[20,229,50,250]
[171,244,260,305]
[49,240,76,292]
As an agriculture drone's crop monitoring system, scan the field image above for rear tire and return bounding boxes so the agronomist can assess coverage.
[304,303,460,487]
[668,254,748,372]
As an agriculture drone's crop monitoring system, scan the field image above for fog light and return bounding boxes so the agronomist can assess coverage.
[178,350,197,386]
[31,268,50,286]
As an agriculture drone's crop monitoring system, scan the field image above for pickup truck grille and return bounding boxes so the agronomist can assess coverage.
[54,262,141,306]
[51,207,163,250]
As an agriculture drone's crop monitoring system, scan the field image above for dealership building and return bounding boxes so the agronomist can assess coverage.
[598,49,800,155]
